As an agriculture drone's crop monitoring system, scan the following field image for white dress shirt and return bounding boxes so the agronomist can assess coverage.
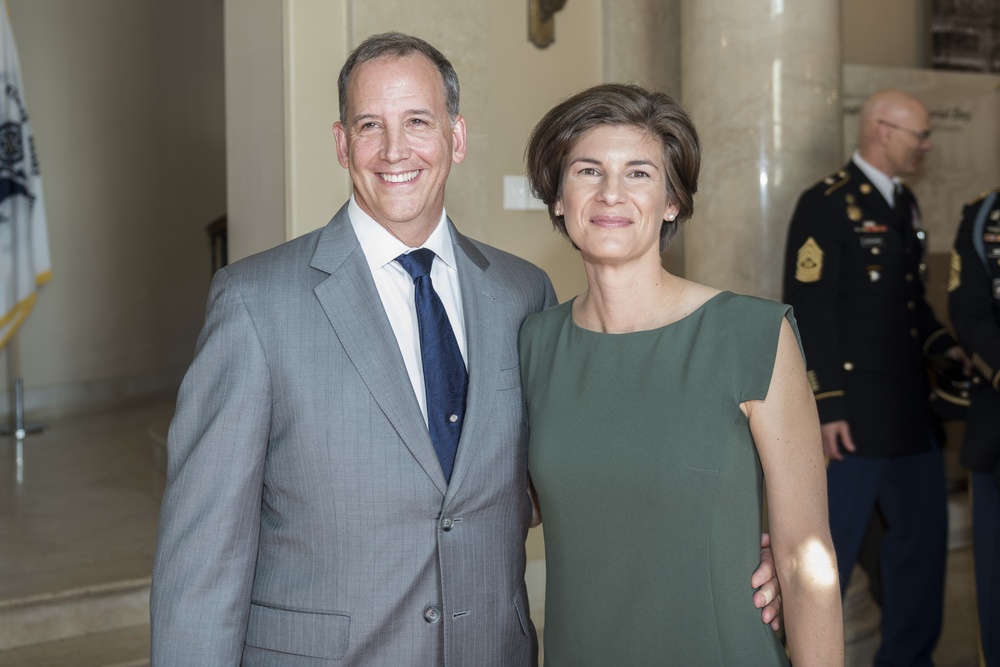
[852,150,902,208]
[347,196,468,425]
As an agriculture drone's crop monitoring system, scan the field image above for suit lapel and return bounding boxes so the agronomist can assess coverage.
[444,223,502,500]
[310,205,448,494]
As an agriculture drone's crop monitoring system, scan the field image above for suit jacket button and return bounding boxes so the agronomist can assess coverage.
[843,362,854,371]
[441,517,454,531]
[424,606,441,624]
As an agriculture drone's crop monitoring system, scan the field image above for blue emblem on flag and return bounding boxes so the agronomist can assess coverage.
[0,119,23,164]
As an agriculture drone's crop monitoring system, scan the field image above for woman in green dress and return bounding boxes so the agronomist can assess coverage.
[520,84,843,665]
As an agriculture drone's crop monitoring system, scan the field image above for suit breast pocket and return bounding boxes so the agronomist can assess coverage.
[245,602,350,660]
[497,365,522,392]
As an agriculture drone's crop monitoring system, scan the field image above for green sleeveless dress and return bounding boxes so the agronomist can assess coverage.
[519,291,794,666]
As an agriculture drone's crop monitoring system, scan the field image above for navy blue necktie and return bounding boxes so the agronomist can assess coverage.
[396,248,468,482]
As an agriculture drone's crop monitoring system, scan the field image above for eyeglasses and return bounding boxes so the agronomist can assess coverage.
[877,119,932,142]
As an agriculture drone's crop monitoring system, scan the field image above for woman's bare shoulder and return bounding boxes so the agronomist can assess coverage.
[677,280,722,312]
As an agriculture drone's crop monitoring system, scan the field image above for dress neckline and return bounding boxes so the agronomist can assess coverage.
[567,290,731,336]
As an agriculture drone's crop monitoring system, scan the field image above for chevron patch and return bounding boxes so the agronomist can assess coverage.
[795,237,823,283]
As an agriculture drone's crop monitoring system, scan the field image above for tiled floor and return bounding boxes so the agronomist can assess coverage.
[0,401,987,665]
[0,402,170,603]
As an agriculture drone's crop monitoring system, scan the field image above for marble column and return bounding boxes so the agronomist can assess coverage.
[680,5,881,662]
[603,0,684,275]
[680,0,841,300]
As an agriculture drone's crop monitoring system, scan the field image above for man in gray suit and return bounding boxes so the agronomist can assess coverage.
[151,32,781,665]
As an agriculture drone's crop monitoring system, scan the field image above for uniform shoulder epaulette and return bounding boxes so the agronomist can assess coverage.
[966,186,1000,207]
[822,169,851,197]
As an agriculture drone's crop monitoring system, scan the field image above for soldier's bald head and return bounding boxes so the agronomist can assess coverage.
[857,89,931,177]
[858,90,926,146]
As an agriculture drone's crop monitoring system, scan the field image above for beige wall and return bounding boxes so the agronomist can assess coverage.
[3,0,225,416]
[842,0,928,68]
[225,0,287,261]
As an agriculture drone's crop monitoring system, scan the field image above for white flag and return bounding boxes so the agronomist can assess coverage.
[0,0,50,350]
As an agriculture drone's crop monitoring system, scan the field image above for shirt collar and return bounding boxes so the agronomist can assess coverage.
[347,196,457,273]
[852,150,901,207]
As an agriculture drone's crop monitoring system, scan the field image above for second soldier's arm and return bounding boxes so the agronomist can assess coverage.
[949,193,1000,393]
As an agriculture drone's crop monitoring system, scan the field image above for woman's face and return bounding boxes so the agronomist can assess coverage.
[556,124,678,267]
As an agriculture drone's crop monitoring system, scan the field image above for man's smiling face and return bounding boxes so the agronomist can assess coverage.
[334,53,467,246]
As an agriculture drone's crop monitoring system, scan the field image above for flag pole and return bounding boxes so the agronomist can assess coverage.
[3,332,43,441]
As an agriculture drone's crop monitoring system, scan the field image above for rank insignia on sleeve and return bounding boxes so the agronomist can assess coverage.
[948,250,961,292]
[796,237,823,283]
[847,205,862,222]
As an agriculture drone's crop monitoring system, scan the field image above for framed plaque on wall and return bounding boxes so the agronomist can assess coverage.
[931,0,1000,72]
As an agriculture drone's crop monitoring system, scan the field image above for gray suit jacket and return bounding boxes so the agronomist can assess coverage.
[150,204,556,666]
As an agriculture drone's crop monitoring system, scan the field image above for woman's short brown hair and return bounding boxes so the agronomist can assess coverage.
[525,83,700,251]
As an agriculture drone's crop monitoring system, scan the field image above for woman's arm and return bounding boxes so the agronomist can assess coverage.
[744,318,844,666]
[528,473,542,528]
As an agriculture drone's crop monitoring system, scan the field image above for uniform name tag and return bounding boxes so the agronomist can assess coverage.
[861,221,889,233]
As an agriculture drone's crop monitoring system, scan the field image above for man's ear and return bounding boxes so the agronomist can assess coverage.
[333,121,350,168]
[451,115,467,165]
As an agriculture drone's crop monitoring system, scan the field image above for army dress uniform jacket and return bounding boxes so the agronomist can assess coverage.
[783,160,955,457]
[948,188,1000,474]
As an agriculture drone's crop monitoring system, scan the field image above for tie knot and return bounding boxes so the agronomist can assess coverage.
[396,248,436,281]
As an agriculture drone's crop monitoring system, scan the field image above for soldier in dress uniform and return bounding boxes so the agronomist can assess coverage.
[948,187,1000,666]
[782,89,968,666]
